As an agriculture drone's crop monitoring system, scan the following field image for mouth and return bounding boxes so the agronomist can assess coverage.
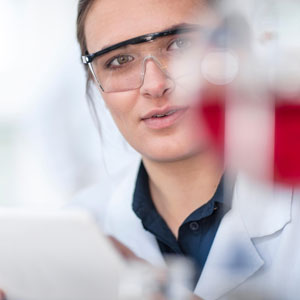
[141,106,189,129]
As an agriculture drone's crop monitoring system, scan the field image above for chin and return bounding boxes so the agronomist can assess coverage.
[126,129,207,163]
[139,144,204,163]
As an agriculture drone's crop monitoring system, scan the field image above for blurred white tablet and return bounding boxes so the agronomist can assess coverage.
[0,208,125,300]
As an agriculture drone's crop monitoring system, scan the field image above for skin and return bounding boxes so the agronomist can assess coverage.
[85,0,223,236]
[85,0,219,162]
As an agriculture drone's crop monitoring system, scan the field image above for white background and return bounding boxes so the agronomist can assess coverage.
[0,0,137,208]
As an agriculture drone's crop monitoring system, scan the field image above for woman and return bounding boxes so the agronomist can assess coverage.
[78,0,226,282]
[78,0,300,299]
[0,1,298,299]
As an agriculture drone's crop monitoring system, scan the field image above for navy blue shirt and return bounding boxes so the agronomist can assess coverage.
[132,162,232,282]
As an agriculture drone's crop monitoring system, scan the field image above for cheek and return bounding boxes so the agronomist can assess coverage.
[101,91,139,133]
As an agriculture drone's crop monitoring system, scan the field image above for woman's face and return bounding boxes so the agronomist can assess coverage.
[85,0,216,162]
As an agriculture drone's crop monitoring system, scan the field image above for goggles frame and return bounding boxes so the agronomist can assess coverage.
[82,24,204,92]
[82,24,203,64]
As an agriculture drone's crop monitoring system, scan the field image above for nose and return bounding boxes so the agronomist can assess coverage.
[140,57,175,98]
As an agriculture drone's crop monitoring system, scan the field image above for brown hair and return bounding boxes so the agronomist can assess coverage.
[77,0,95,56]
[77,0,102,135]
[77,0,98,85]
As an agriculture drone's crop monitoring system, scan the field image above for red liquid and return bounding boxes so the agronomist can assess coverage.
[197,87,226,154]
[197,88,300,186]
[274,99,300,185]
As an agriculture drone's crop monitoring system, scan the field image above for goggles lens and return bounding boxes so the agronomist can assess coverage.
[87,28,205,93]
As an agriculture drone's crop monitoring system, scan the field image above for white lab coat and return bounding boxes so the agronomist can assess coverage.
[84,160,300,299]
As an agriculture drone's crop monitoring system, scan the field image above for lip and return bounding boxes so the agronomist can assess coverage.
[141,106,189,129]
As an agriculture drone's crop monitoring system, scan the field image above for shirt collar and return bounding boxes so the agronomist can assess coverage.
[132,162,156,225]
[132,162,232,228]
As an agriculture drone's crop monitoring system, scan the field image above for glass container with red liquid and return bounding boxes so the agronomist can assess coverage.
[193,1,300,186]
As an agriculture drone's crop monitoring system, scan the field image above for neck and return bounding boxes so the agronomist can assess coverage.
[143,150,223,238]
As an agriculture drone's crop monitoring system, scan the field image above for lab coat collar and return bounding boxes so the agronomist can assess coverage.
[195,174,293,299]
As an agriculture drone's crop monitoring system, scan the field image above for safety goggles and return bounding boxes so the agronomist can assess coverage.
[82,24,205,93]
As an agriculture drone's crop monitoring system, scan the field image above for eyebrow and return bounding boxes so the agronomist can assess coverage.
[82,23,202,64]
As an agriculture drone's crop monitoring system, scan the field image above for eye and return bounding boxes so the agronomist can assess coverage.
[107,54,134,68]
[168,37,192,51]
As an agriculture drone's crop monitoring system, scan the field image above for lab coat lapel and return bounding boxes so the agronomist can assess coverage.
[194,174,292,300]
[194,209,264,299]
[104,159,165,266]
[105,200,165,266]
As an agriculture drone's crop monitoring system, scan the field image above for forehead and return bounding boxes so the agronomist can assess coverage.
[84,0,217,53]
